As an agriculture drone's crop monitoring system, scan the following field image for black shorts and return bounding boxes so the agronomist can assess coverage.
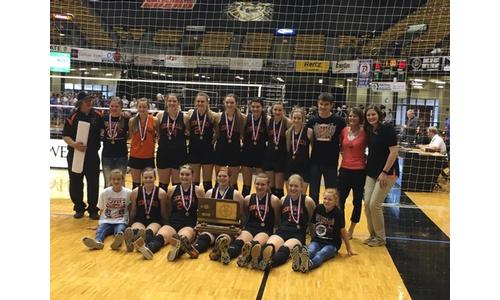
[275,229,306,245]
[214,141,241,167]
[263,148,286,172]
[135,217,162,227]
[166,221,195,232]
[241,144,266,168]
[188,142,215,165]
[128,157,155,170]
[244,225,273,237]
[156,147,188,169]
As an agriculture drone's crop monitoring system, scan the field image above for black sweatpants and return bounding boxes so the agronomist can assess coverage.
[67,152,100,214]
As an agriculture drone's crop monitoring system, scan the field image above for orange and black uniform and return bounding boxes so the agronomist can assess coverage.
[263,117,287,173]
[156,112,188,169]
[135,186,163,227]
[166,184,199,231]
[244,193,275,236]
[188,109,215,164]
[62,108,104,214]
[128,114,156,170]
[214,113,242,167]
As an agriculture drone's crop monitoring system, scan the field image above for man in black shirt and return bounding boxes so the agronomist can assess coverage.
[306,93,346,204]
[62,92,105,219]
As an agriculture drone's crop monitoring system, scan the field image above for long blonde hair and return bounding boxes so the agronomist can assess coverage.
[285,107,306,151]
[131,98,150,133]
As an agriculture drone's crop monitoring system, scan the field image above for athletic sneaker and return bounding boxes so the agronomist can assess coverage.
[167,234,182,262]
[179,235,199,259]
[124,227,134,252]
[363,236,376,245]
[250,243,261,269]
[290,244,302,272]
[258,245,273,271]
[135,228,146,242]
[82,237,104,250]
[110,232,124,250]
[209,236,224,261]
[237,242,252,267]
[134,237,153,260]
[368,238,386,247]
[299,246,310,273]
[218,235,231,265]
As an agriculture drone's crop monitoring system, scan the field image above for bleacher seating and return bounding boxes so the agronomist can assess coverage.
[294,34,326,60]
[240,32,274,58]
[153,29,184,46]
[198,32,233,56]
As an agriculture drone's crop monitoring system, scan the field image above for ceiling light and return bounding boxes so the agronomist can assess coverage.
[276,77,284,83]
[201,75,206,78]
[339,85,343,88]
[347,79,353,82]
[413,78,426,83]
[105,73,113,76]
[84,72,89,75]
[318,79,323,84]
[160,73,165,76]
[206,76,211,79]
[413,85,423,89]
[152,71,158,75]
[79,68,86,71]
[411,82,423,86]
[90,67,99,70]
[59,33,65,37]
[167,75,173,78]
[437,86,444,89]
[433,80,446,84]
[194,73,199,77]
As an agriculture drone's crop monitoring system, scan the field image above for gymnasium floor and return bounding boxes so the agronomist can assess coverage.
[50,169,450,300]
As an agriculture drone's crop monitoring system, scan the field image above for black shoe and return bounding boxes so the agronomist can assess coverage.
[89,212,100,220]
[74,211,85,219]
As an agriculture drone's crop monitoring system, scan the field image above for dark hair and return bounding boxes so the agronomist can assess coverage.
[349,107,364,123]
[363,105,384,132]
[317,92,334,104]
[250,97,267,119]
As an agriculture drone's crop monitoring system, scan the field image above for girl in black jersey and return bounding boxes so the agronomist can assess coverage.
[214,173,281,266]
[284,108,314,193]
[256,174,315,271]
[125,168,168,255]
[102,96,129,187]
[187,93,216,192]
[134,165,205,260]
[213,94,246,190]
[156,93,190,191]
[263,102,291,199]
[192,167,245,257]
[241,98,269,197]
[291,188,357,273]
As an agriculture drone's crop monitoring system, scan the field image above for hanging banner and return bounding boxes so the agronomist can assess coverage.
[50,44,72,53]
[370,82,406,92]
[50,139,103,169]
[197,56,230,68]
[357,59,372,88]
[229,58,263,71]
[263,59,295,72]
[331,60,359,74]
[71,48,132,64]
[442,56,450,71]
[164,55,198,68]
[141,0,196,9]
[409,56,442,72]
[225,2,273,21]
[295,60,330,73]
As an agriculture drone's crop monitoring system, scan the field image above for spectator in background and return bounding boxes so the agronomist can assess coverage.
[384,108,393,125]
[156,93,164,110]
[129,97,138,113]
[417,127,447,155]
[401,109,419,143]
[121,95,129,109]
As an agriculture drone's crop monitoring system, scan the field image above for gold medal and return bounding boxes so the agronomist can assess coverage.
[200,136,203,140]
[274,146,278,150]
[261,222,265,227]
[111,140,115,144]
[296,225,300,230]
[253,141,257,146]
[185,212,190,217]
[146,214,150,220]
[228,139,232,143]
[140,141,144,147]
[292,155,296,160]
[168,136,172,140]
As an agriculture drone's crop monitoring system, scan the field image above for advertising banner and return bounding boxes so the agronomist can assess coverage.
[229,58,263,71]
[370,82,406,92]
[295,60,330,73]
[263,59,295,72]
[331,60,359,74]
[141,0,196,9]
[71,48,132,64]
[409,56,442,72]
[357,59,372,88]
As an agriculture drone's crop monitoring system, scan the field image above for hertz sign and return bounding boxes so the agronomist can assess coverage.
[296,60,330,73]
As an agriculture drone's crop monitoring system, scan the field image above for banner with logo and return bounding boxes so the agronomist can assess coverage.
[50,139,103,169]
[225,2,273,21]
[357,59,372,88]
[409,56,442,72]
[164,55,197,68]
[50,44,72,53]
[263,59,295,72]
[295,60,330,73]
[331,60,359,74]
[442,56,450,71]
[229,58,263,71]
[141,0,196,9]
[197,56,230,68]
[370,82,406,92]
[71,48,132,64]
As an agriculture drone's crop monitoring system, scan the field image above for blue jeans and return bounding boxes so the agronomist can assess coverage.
[102,156,128,187]
[95,223,127,242]
[309,163,338,205]
[307,241,338,270]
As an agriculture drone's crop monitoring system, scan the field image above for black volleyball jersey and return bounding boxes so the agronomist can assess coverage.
[102,114,129,157]
[218,113,241,144]
[189,109,214,142]
[280,195,309,235]
[288,127,310,163]
[267,118,287,152]
[246,193,275,231]
[243,115,267,147]
[170,184,198,226]
[159,111,186,148]
[210,186,235,200]
[136,186,162,223]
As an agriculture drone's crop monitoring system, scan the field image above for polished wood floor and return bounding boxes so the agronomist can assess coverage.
[50,169,449,300]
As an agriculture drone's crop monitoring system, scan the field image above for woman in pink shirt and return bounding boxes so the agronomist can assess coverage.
[338,107,367,239]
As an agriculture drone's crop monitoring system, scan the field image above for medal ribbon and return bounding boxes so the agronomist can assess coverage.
[142,186,156,216]
[289,194,302,225]
[179,184,193,212]
[255,193,269,223]
[224,112,235,141]
[292,127,304,157]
